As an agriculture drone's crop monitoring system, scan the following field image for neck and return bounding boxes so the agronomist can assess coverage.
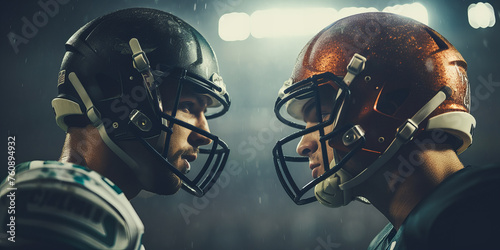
[59,125,141,200]
[357,143,464,230]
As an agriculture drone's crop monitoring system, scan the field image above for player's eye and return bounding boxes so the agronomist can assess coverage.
[310,112,330,123]
[178,101,195,113]
[303,102,331,123]
[321,113,331,122]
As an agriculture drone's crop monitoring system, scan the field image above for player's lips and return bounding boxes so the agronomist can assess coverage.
[181,154,197,174]
[310,163,321,178]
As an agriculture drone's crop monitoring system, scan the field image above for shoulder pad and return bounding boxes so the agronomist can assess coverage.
[0,161,144,249]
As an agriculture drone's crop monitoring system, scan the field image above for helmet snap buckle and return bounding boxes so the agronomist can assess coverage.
[342,125,365,146]
[129,109,152,132]
[396,119,418,141]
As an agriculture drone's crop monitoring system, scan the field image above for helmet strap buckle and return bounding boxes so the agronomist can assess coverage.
[343,53,367,85]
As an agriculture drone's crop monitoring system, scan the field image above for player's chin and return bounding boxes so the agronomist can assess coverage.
[150,172,183,195]
[166,174,183,195]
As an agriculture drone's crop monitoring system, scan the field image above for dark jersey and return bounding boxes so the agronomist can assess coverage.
[368,164,500,250]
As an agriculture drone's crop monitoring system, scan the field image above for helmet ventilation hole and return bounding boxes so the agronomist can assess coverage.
[424,27,449,51]
[376,88,410,116]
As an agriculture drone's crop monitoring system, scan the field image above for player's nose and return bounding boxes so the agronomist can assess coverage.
[188,113,212,147]
[296,132,318,157]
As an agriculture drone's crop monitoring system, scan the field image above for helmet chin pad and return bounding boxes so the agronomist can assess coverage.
[314,166,354,208]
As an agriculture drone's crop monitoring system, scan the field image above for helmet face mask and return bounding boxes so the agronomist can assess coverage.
[273,72,367,205]
[128,65,230,196]
[52,8,231,197]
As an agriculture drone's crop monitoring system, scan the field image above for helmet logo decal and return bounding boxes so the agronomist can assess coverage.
[278,78,294,99]
[455,63,470,109]
[58,69,66,86]
[210,72,227,96]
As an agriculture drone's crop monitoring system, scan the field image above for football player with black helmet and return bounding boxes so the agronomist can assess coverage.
[0,8,230,249]
[273,12,500,249]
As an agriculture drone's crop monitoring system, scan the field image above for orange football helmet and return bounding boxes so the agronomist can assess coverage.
[273,12,475,206]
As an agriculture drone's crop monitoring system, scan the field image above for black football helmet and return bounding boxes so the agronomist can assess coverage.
[52,8,230,196]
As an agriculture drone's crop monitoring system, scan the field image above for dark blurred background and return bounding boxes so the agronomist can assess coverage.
[1,0,499,249]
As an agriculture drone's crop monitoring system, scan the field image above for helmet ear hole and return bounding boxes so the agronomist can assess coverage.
[376,88,410,116]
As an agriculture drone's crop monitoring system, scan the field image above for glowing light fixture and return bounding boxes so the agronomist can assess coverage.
[383,2,429,25]
[336,7,379,20]
[218,12,250,41]
[468,2,496,29]
[217,3,431,41]
[250,8,337,39]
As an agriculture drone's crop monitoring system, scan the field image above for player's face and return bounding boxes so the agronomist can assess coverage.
[296,86,336,179]
[119,81,213,195]
[165,93,212,174]
[160,81,213,176]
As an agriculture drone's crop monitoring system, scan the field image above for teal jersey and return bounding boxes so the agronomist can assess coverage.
[0,161,144,250]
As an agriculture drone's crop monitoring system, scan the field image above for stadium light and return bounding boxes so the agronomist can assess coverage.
[468,2,496,29]
[218,12,250,41]
[336,7,379,20]
[217,3,431,41]
[382,2,429,25]
[250,8,337,39]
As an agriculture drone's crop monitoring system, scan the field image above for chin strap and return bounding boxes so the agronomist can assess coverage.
[315,166,354,208]
[130,38,166,148]
[67,72,141,172]
[330,53,367,130]
[129,38,156,91]
[339,86,452,191]
[314,53,367,207]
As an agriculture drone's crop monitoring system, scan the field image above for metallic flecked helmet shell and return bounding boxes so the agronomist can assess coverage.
[274,12,475,206]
